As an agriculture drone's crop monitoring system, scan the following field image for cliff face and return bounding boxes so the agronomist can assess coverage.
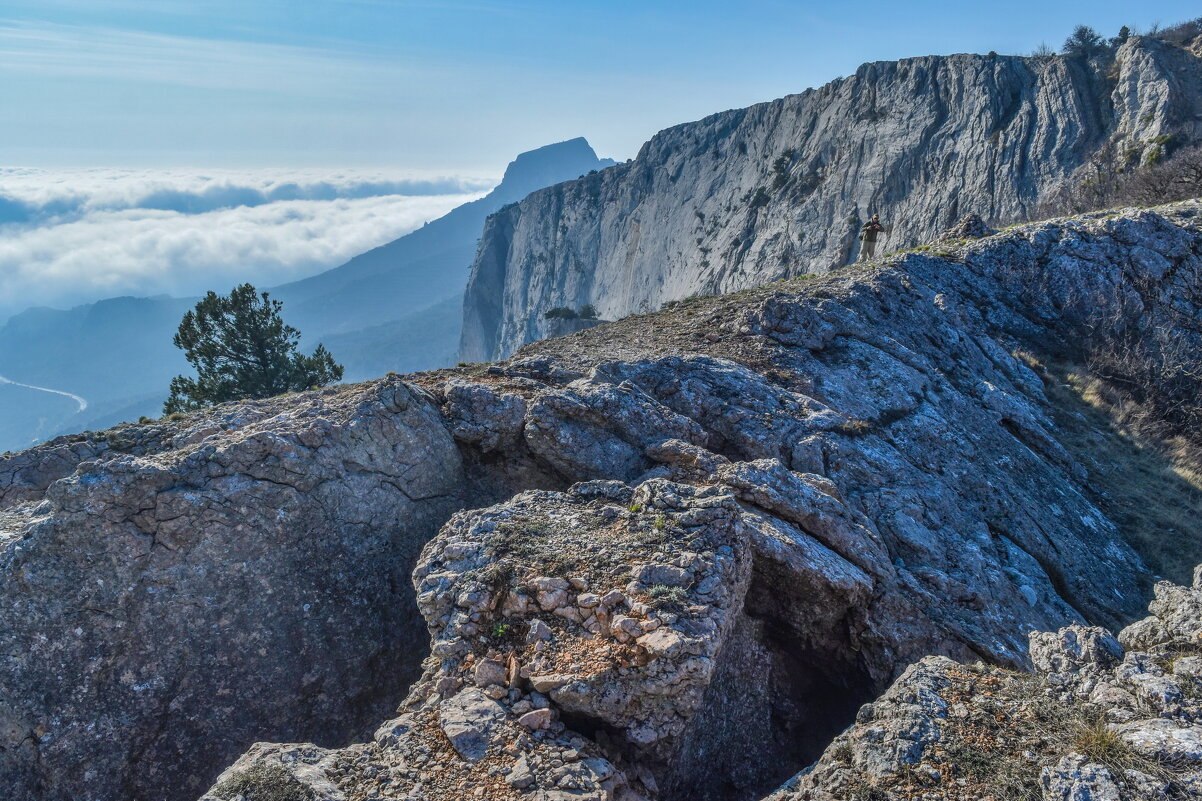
[3,202,1201,801]
[461,37,1202,361]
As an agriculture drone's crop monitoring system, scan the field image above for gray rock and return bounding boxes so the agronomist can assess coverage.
[7,199,1202,801]
[1029,626,1125,675]
[1117,718,1202,764]
[518,708,554,731]
[524,376,707,482]
[0,379,465,801]
[438,688,510,762]
[941,213,995,240]
[506,754,535,789]
[770,567,1202,801]
[1040,754,1122,801]
[462,39,1202,361]
[473,658,508,688]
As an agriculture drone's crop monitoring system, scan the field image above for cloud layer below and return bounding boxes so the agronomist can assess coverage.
[0,168,492,318]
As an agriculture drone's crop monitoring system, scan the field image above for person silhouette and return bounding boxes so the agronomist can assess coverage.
[858,213,887,262]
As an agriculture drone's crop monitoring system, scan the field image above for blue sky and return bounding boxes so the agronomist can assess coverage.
[2,1,1199,170]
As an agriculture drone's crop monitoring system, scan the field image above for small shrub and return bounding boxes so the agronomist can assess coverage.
[646,584,688,612]
[1062,25,1109,59]
[212,763,316,801]
[1073,718,1126,764]
[628,503,643,513]
[578,304,598,320]
[544,306,578,320]
[835,418,873,436]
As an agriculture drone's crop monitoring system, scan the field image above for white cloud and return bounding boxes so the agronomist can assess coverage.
[0,167,496,221]
[0,168,490,316]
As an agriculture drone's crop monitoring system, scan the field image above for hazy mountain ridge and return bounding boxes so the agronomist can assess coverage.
[461,36,1202,361]
[0,138,613,453]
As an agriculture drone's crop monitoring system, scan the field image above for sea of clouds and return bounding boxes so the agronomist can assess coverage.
[0,167,494,319]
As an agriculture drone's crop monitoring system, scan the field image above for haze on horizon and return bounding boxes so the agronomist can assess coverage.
[2,0,1199,317]
[4,0,1199,171]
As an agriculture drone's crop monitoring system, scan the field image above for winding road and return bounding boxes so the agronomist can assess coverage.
[0,374,88,413]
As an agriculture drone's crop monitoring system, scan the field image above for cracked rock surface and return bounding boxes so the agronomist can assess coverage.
[0,379,465,801]
[2,202,1202,800]
[767,567,1202,801]
[460,36,1202,361]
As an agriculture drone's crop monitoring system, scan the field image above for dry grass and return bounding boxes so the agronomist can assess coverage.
[839,663,1191,801]
[212,764,316,801]
[1019,354,1202,585]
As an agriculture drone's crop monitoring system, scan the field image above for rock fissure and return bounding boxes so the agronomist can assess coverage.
[2,204,1202,800]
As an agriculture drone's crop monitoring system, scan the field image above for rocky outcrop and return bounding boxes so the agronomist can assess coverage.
[3,203,1202,800]
[768,567,1202,801]
[461,36,1202,361]
[0,380,467,801]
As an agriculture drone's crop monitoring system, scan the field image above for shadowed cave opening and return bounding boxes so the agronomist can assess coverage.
[659,609,875,801]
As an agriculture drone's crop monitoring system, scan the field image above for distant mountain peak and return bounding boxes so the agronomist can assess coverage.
[499,137,615,191]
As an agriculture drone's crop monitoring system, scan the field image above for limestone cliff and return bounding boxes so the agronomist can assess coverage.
[460,36,1202,361]
[3,201,1201,800]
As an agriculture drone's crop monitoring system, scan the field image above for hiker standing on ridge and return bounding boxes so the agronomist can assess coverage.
[858,213,887,262]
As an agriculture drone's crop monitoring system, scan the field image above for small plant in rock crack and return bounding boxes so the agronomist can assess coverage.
[646,585,688,612]
[490,622,512,639]
[628,503,643,513]
[653,515,668,531]
[479,560,513,587]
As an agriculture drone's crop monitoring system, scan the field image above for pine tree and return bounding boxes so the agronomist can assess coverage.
[1062,25,1107,58]
[164,283,343,413]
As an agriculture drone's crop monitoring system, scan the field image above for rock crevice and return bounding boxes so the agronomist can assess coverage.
[1,203,1201,800]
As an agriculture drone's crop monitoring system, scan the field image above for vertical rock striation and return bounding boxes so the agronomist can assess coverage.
[461,37,1202,361]
[2,203,1200,801]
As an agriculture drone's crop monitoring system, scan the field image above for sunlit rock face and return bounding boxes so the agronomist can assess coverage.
[461,36,1202,362]
[4,201,1202,801]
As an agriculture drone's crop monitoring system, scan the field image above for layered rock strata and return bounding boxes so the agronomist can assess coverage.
[461,36,1202,360]
[1,203,1200,800]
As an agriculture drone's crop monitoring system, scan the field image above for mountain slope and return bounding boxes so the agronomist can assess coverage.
[2,201,1200,801]
[275,137,615,339]
[0,296,194,451]
[461,36,1202,361]
[0,139,613,453]
[320,294,463,382]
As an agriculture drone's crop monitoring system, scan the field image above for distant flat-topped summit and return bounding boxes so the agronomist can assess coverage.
[498,137,617,197]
